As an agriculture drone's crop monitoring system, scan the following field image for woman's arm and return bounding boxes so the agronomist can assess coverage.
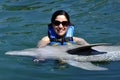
[73,37,89,45]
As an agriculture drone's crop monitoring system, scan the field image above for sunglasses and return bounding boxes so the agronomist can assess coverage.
[53,20,69,26]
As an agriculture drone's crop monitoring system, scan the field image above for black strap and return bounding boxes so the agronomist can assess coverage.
[50,37,73,42]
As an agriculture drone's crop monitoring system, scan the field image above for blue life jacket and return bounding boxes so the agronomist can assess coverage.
[48,25,75,46]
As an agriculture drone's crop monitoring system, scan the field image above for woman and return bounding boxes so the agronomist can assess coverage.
[37,10,89,48]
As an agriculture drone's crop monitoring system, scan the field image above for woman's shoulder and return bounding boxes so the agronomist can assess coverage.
[37,36,50,47]
[41,36,50,41]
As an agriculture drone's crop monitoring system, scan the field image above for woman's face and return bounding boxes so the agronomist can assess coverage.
[52,15,69,36]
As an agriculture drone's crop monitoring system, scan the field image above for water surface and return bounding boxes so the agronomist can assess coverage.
[0,0,120,80]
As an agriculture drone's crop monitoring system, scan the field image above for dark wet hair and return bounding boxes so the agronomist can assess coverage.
[51,10,71,25]
[48,10,74,26]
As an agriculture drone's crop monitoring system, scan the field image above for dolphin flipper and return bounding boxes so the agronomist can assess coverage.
[65,60,108,70]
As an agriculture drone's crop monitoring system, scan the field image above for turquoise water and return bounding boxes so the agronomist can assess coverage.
[0,0,120,80]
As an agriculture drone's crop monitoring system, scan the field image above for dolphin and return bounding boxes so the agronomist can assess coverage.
[5,43,120,70]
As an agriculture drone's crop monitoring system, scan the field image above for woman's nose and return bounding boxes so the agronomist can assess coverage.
[58,23,63,28]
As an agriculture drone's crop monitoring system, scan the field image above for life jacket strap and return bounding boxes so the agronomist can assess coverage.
[50,37,73,42]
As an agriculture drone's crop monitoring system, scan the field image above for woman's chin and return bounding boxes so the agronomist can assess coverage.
[57,32,65,36]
